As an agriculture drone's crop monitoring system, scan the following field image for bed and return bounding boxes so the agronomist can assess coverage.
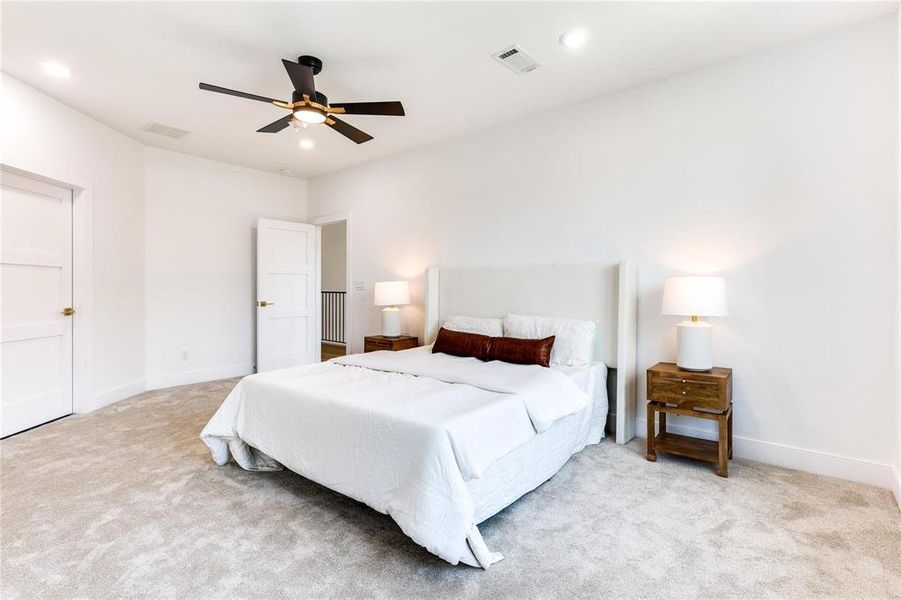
[201,261,637,568]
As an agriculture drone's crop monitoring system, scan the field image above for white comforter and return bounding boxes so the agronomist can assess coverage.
[200,347,589,567]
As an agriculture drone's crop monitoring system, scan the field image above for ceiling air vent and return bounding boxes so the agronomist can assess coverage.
[140,122,191,139]
[491,45,541,75]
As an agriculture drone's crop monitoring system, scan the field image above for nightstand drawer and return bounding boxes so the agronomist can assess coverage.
[651,377,720,399]
[364,336,418,353]
[647,369,731,411]
[366,339,394,350]
[649,388,722,410]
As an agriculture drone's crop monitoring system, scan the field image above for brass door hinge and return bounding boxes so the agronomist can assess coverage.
[62,307,75,316]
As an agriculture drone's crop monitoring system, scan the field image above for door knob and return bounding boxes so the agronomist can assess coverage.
[62,307,75,316]
[258,300,274,308]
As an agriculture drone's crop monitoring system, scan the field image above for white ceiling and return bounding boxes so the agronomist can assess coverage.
[2,1,896,179]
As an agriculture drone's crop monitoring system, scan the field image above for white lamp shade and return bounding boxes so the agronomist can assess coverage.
[374,280,410,306]
[661,276,729,317]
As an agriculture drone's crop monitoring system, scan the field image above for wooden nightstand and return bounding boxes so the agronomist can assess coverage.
[364,335,418,353]
[646,362,733,477]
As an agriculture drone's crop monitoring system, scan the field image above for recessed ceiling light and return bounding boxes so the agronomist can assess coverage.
[40,60,72,79]
[298,139,314,150]
[559,29,590,50]
[280,168,292,176]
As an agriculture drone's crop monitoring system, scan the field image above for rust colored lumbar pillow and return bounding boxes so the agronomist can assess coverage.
[485,335,555,368]
[432,327,492,360]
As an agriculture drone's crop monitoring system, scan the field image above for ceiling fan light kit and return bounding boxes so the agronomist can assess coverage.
[198,55,405,144]
[294,108,327,124]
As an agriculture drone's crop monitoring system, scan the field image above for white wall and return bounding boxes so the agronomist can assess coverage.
[144,148,307,389]
[1,74,146,410]
[309,17,899,489]
[321,221,347,292]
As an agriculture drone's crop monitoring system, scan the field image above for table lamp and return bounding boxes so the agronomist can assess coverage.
[374,280,410,338]
[661,276,729,371]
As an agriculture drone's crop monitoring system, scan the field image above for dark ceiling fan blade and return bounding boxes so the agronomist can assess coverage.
[281,59,316,97]
[326,117,373,144]
[330,101,405,116]
[257,114,294,133]
[199,83,285,104]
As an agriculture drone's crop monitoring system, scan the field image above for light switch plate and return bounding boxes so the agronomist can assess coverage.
[353,280,366,292]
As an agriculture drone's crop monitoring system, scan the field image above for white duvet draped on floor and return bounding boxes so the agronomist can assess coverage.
[200,347,589,567]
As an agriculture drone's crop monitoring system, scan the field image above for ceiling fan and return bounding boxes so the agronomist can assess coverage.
[198,55,404,144]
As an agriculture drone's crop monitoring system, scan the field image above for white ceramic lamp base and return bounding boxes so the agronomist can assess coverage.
[676,320,713,371]
[381,307,402,337]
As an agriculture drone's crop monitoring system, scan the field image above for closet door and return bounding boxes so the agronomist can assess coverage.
[1,171,73,437]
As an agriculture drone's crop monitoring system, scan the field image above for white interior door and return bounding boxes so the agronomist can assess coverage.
[256,218,319,372]
[1,170,74,437]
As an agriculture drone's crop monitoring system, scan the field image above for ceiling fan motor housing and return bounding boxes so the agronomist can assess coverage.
[299,55,323,75]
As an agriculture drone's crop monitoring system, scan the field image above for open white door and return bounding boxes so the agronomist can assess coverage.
[256,218,319,372]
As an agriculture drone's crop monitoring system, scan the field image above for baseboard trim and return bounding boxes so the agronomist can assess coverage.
[145,364,253,391]
[89,379,146,412]
[637,417,896,492]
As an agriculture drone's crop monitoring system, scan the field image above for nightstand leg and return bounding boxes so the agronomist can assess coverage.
[716,413,729,477]
[728,408,733,460]
[659,411,667,434]
[646,403,656,462]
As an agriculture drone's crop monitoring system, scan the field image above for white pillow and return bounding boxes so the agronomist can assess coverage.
[503,313,596,366]
[442,315,504,337]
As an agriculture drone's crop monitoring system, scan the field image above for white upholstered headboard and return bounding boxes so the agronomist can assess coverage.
[424,260,638,444]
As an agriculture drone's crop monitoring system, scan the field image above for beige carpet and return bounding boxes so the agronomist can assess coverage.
[2,379,899,599]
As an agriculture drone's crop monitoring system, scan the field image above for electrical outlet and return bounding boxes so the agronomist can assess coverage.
[179,349,190,362]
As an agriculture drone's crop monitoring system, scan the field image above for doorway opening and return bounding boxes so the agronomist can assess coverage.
[319,219,349,361]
